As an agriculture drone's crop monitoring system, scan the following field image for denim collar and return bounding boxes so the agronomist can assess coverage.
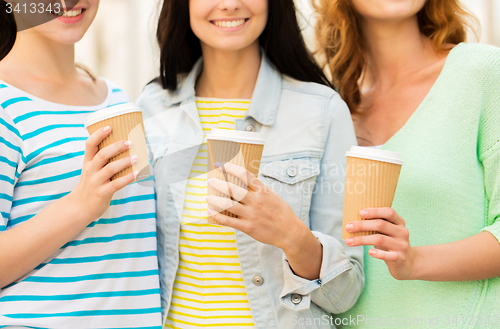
[163,51,282,126]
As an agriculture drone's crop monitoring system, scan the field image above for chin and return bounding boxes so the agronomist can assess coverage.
[204,38,260,53]
[217,44,255,52]
[32,23,91,45]
[355,0,425,22]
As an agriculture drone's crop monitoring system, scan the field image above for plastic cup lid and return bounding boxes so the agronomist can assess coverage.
[346,146,404,165]
[84,103,142,128]
[205,129,265,145]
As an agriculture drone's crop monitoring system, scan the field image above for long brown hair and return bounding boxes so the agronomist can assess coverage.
[315,0,478,112]
[156,0,332,91]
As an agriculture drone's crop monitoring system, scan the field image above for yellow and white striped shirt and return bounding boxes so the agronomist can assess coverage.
[165,98,255,328]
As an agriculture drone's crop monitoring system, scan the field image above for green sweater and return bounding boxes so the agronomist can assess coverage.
[341,43,500,328]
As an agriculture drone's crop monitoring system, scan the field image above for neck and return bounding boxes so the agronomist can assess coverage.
[2,30,78,82]
[360,16,436,90]
[195,41,261,99]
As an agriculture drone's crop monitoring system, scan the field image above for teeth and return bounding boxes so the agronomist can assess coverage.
[54,8,83,18]
[214,19,246,28]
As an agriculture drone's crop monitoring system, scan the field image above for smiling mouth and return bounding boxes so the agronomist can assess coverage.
[52,8,85,18]
[211,18,249,28]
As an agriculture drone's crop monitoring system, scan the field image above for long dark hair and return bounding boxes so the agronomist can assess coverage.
[157,0,332,91]
[0,2,17,61]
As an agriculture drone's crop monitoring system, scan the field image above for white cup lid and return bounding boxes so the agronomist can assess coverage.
[84,103,142,128]
[205,128,265,145]
[346,146,404,165]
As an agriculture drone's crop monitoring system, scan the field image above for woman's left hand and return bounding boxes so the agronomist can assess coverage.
[206,162,308,252]
[344,208,416,280]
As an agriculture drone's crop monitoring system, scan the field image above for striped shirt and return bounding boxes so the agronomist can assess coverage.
[165,98,255,328]
[0,79,162,328]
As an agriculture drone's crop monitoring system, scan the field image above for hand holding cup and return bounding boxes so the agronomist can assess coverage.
[68,126,138,222]
[206,162,306,252]
[345,207,416,280]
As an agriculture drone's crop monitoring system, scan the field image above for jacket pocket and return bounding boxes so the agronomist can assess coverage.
[260,157,320,224]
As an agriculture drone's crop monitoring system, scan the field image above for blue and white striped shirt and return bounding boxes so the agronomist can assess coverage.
[0,79,162,328]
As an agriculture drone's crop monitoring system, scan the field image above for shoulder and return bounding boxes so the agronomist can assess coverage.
[281,75,339,99]
[280,75,351,122]
[0,85,23,147]
[137,79,168,104]
[99,78,131,105]
[0,81,34,126]
[448,43,500,76]
[0,80,27,103]
[137,79,184,120]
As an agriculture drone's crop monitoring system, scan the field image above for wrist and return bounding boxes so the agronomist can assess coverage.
[280,219,318,257]
[405,246,424,280]
[63,192,95,225]
[280,219,323,280]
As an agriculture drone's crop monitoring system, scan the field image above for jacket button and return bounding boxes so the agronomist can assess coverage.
[287,166,297,177]
[291,294,302,304]
[252,275,264,286]
[245,125,255,132]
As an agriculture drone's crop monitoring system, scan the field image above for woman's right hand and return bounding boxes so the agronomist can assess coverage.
[68,126,138,222]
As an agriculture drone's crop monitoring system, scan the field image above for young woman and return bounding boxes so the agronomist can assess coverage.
[315,0,500,326]
[0,1,161,327]
[137,0,364,327]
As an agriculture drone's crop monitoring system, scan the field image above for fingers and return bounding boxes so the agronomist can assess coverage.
[206,195,246,217]
[368,248,399,262]
[215,162,262,191]
[345,219,400,237]
[84,126,112,163]
[207,208,248,232]
[104,170,138,194]
[89,140,133,173]
[97,155,138,183]
[208,178,249,202]
[345,233,403,250]
[360,207,405,226]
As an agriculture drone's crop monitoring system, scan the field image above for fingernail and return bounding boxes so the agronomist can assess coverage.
[345,223,353,232]
[103,126,111,133]
[214,162,221,168]
[124,141,132,147]
[207,208,212,214]
[133,171,139,178]
[359,210,368,217]
[369,249,377,256]
[346,238,353,245]
[207,179,211,185]
[131,155,138,163]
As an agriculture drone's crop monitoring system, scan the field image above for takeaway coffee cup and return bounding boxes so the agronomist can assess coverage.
[84,103,150,182]
[342,146,404,240]
[206,129,265,225]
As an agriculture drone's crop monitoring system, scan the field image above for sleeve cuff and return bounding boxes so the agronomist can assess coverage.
[279,231,352,311]
[481,221,500,243]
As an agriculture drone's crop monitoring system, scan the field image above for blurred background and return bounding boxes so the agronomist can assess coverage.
[75,0,500,101]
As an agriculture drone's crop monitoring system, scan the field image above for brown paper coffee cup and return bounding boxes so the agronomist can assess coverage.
[342,146,403,239]
[85,103,150,182]
[206,129,265,225]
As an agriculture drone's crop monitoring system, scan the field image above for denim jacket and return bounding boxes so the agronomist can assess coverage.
[137,53,364,328]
